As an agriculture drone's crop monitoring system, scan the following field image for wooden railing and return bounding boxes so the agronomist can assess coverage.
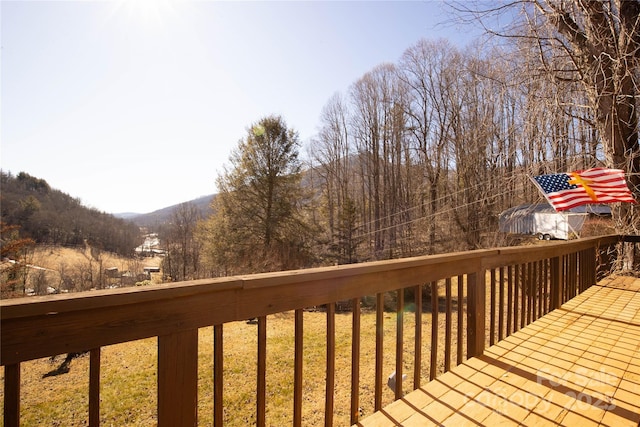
[1,235,634,426]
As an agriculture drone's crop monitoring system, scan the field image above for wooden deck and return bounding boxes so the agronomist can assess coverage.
[355,276,640,427]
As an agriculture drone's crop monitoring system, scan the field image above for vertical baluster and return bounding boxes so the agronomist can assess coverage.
[562,254,568,304]
[560,255,565,304]
[498,267,505,342]
[457,275,464,365]
[395,289,404,400]
[257,317,267,427]
[569,253,575,301]
[351,297,361,425]
[514,264,520,332]
[414,285,422,389]
[294,309,303,427]
[374,293,384,411]
[520,263,526,329]
[214,325,224,427]
[526,262,533,326]
[551,256,562,310]
[430,281,438,380]
[490,269,496,346]
[506,265,513,337]
[445,278,452,372]
[538,260,544,318]
[532,261,538,322]
[576,250,581,293]
[588,247,596,288]
[542,259,549,314]
[571,252,578,298]
[579,250,584,292]
[567,254,572,303]
[89,348,101,427]
[325,303,335,426]
[568,252,573,298]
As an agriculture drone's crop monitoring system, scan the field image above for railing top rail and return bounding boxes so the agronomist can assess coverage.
[1,248,497,319]
[482,235,621,269]
[2,235,623,318]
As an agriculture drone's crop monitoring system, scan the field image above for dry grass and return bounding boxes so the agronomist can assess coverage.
[15,245,165,295]
[0,290,470,427]
[29,246,161,272]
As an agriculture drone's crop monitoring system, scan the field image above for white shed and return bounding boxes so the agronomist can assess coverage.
[499,204,588,240]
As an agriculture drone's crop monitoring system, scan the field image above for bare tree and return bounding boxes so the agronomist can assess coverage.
[75,253,94,292]
[162,202,202,281]
[453,0,640,231]
[350,64,414,259]
[311,93,362,263]
[398,39,460,251]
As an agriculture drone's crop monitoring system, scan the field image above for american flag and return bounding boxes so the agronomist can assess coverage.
[532,168,636,211]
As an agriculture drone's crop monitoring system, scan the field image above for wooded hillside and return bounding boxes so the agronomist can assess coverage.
[1,171,140,255]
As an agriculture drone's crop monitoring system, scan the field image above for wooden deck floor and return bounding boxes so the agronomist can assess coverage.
[355,276,640,427]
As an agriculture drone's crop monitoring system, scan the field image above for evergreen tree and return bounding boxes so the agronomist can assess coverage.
[202,115,315,274]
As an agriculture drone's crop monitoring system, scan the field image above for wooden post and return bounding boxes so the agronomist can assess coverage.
[550,256,562,310]
[589,246,597,287]
[4,363,20,427]
[158,329,199,427]
[581,247,596,292]
[466,271,486,359]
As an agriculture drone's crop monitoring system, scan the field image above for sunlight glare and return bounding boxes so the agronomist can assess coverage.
[111,0,181,30]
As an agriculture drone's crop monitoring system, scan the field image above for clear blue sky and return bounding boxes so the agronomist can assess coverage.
[2,0,479,214]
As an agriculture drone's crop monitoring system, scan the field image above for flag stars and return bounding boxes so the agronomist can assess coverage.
[534,174,577,193]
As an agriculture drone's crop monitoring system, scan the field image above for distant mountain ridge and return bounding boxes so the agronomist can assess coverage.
[113,212,141,220]
[115,194,216,228]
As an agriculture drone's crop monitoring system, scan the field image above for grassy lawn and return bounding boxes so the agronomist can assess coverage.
[0,301,468,426]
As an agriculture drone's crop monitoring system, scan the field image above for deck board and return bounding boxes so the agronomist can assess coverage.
[355,276,640,426]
